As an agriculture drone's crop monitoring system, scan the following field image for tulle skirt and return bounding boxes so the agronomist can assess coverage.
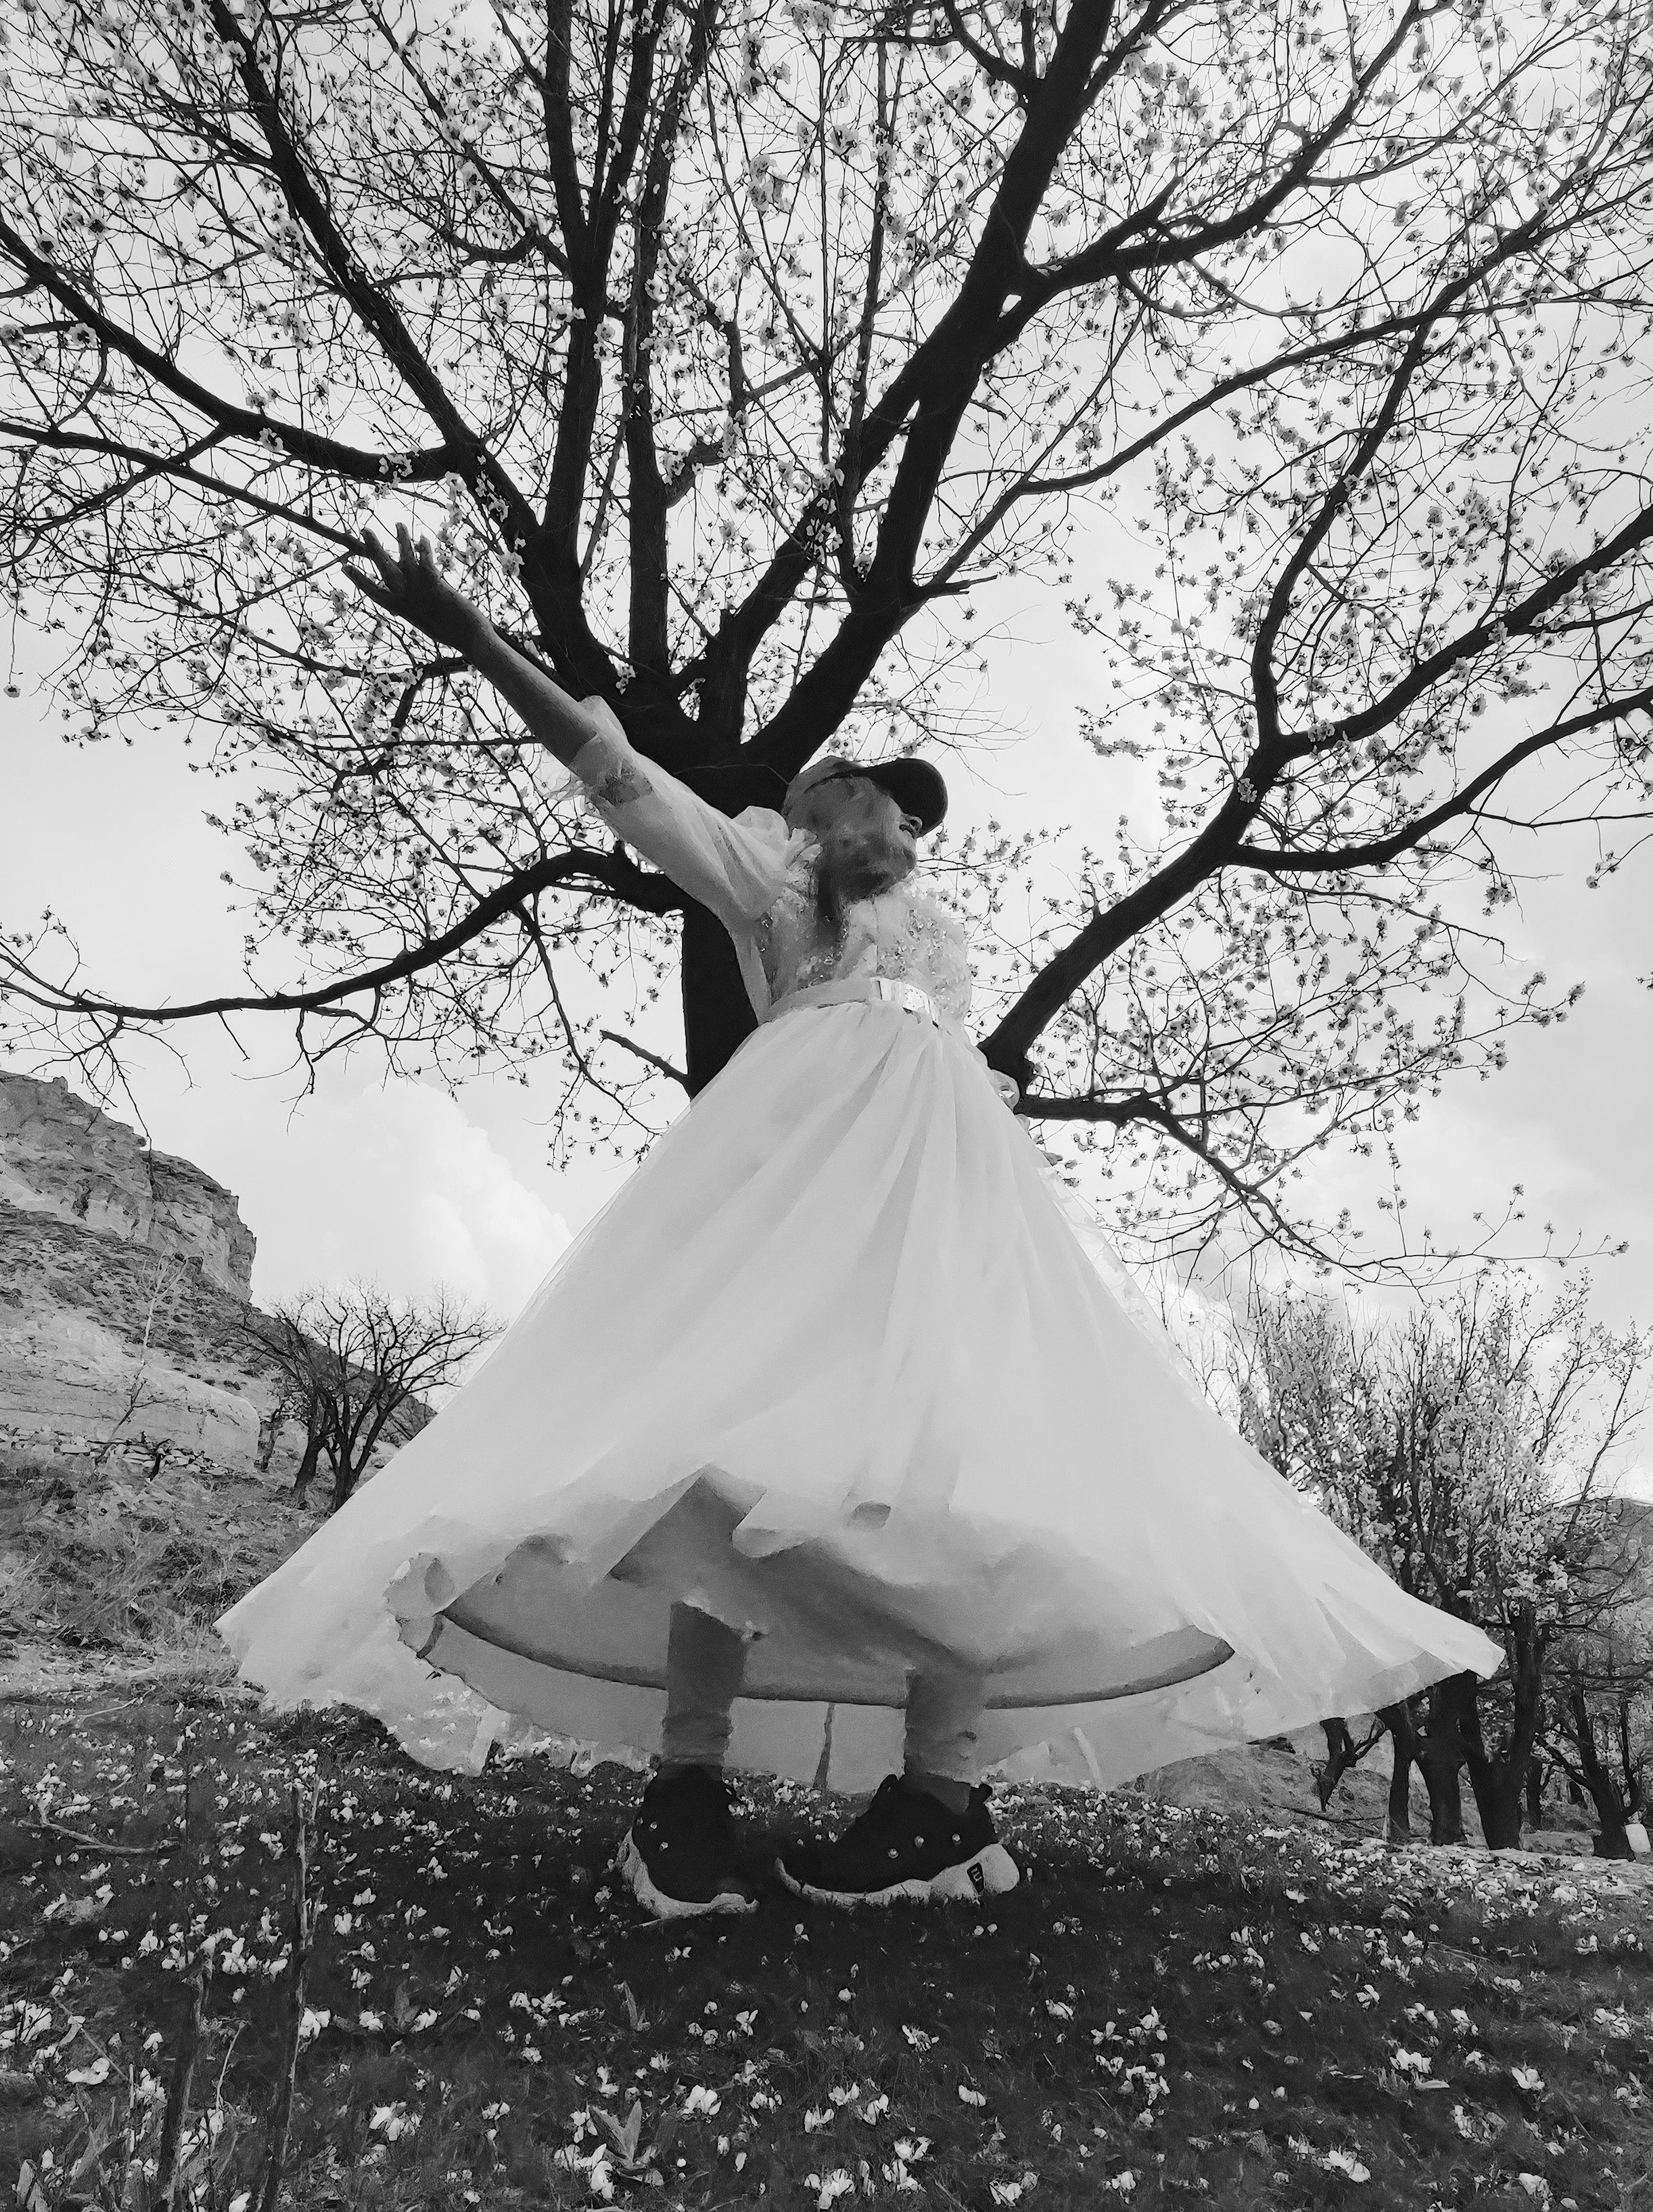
[218,999,1501,1791]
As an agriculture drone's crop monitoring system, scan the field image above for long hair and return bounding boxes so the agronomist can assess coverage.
[811,835,913,941]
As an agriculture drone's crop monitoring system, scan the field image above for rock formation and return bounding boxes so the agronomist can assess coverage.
[0,1072,255,1299]
[0,1069,287,1480]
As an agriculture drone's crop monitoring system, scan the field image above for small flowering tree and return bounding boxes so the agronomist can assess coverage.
[3,0,1653,1265]
[1237,1278,1651,1849]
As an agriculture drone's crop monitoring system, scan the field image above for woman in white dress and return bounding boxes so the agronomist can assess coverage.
[219,528,1501,1920]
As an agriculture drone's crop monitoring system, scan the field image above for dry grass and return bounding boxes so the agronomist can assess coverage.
[0,1458,318,1697]
[1,1692,1650,2212]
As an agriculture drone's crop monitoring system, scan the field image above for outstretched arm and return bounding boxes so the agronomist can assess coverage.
[347,525,603,769]
[347,526,795,928]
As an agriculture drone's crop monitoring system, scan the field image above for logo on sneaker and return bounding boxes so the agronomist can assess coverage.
[967,1860,986,1896]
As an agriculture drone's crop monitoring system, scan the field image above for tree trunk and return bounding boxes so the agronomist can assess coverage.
[1471,1772,1526,1850]
[1376,1703,1418,1843]
[1314,1718,1361,1810]
[681,900,762,1096]
[1419,1682,1471,1845]
[292,1425,322,1505]
[1459,1614,1547,1851]
[1386,1739,1414,1843]
[1617,1697,1644,1819]
[1380,1694,1471,1846]
[328,1446,357,1514]
[1570,1689,1633,1859]
[1525,1757,1544,1831]
[330,1398,403,1515]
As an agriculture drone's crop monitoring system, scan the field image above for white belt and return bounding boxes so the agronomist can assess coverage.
[766,976,941,1025]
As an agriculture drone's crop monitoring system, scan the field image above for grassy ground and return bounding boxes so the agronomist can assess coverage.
[2,1689,1650,2212]
[0,1456,322,1697]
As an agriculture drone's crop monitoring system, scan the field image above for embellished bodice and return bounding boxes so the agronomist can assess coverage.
[569,701,974,1028]
[751,854,973,1022]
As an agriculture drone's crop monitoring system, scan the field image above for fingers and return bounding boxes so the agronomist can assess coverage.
[348,523,426,607]
[346,521,460,630]
[351,525,402,589]
[352,522,438,577]
[393,524,440,573]
[342,566,394,610]
[345,536,403,613]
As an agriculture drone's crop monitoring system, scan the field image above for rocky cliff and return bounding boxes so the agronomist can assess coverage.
[0,1068,287,1479]
[0,1071,255,1299]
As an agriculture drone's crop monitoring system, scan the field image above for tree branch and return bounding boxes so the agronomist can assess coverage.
[744,0,1152,775]
[1236,688,1653,877]
[1018,1083,1332,1260]
[938,0,1037,101]
[0,222,462,483]
[623,0,721,683]
[599,1027,689,1090]
[0,417,361,548]
[1,844,680,1030]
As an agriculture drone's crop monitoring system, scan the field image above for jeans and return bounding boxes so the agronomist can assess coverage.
[659,1601,987,1785]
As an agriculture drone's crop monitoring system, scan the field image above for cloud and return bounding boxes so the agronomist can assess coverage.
[233,1080,571,1320]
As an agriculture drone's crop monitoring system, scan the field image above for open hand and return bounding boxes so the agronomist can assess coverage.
[344,524,488,655]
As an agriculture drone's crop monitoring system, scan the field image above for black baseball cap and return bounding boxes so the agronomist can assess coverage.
[784,753,948,835]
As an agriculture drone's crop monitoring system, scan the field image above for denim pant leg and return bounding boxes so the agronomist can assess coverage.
[660,1602,748,1770]
[903,1667,988,1786]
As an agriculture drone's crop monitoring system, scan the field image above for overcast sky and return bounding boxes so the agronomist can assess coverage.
[7,574,1652,1375]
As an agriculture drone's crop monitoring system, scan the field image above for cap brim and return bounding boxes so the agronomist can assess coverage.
[860,758,948,835]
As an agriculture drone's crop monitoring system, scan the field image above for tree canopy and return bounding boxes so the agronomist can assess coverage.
[4,0,1653,1267]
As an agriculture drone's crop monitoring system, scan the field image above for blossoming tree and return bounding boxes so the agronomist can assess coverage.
[1237,1278,1651,1850]
[3,0,1653,1264]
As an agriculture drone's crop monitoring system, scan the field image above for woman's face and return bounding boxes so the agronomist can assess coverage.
[790,775,920,886]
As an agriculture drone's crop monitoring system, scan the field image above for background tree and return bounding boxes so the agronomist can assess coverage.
[252,1285,499,1511]
[247,1303,344,1505]
[3,0,1653,1267]
[1540,1498,1653,1854]
[1235,1278,1650,1850]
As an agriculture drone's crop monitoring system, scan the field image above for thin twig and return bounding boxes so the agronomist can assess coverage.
[151,1970,207,2209]
[63,1697,146,1723]
[24,1819,173,1857]
[255,1775,319,2212]
[597,1027,689,1088]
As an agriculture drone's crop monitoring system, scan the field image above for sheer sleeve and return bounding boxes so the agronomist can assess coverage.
[570,698,801,932]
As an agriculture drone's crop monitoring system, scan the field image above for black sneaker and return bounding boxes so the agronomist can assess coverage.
[616,1766,757,1921]
[776,1775,1020,1908]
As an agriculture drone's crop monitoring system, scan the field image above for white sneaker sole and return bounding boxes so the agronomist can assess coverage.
[615,1828,757,1922]
[775,1841,1020,1910]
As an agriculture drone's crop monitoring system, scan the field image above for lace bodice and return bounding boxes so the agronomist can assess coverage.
[750,869,972,1018]
[571,703,973,1027]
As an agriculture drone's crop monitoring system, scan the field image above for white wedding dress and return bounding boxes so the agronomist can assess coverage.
[220,708,1501,1790]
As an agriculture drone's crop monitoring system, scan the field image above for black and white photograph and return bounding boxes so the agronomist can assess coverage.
[2,0,1651,2203]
